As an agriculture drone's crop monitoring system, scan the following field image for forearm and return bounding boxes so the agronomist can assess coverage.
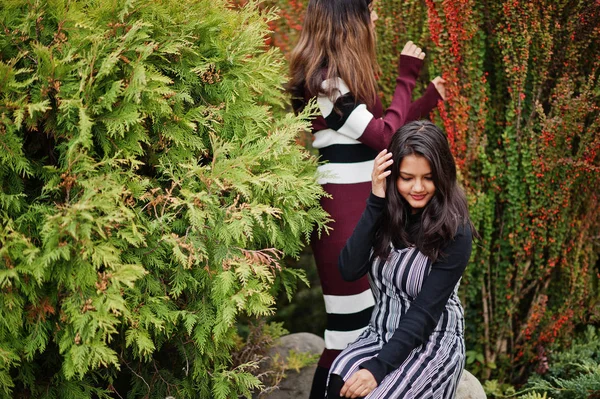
[358,304,440,383]
[358,56,424,151]
[406,83,442,122]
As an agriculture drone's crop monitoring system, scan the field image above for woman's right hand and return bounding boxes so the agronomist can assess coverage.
[401,40,425,60]
[372,149,393,198]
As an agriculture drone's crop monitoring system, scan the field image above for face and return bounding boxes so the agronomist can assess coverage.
[396,154,435,213]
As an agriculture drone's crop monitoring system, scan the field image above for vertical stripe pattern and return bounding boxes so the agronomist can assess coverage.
[329,247,465,399]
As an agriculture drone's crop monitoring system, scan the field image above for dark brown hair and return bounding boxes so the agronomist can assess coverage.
[373,121,475,261]
[288,0,379,113]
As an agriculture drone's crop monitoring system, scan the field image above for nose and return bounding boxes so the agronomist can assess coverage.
[413,179,424,192]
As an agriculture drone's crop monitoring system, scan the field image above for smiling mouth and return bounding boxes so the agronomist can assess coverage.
[411,194,426,200]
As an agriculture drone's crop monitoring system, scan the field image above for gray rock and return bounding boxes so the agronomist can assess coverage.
[255,333,324,399]
[269,332,325,361]
[259,363,318,399]
[259,333,486,399]
[456,369,487,399]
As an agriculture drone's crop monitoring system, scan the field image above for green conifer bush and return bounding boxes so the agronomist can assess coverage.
[0,0,328,397]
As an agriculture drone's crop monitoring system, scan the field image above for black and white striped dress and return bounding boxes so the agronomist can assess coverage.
[329,194,472,399]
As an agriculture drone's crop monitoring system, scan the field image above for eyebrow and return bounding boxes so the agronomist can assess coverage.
[399,171,432,176]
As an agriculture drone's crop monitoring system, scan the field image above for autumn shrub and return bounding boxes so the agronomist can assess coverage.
[0,0,328,397]
[267,0,600,384]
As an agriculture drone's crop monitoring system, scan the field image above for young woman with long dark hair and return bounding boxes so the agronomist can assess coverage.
[327,120,474,398]
[288,0,447,397]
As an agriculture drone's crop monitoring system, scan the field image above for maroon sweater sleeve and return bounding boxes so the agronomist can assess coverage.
[358,56,441,151]
[406,83,442,122]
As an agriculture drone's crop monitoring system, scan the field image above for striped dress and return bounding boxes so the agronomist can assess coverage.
[309,55,442,368]
[329,194,472,399]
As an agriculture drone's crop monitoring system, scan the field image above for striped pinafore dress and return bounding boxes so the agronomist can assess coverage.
[330,241,466,398]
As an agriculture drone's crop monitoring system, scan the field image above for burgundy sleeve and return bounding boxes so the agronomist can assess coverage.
[406,83,443,122]
[359,225,473,384]
[357,55,425,151]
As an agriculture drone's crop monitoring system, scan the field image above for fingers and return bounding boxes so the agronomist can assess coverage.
[374,150,393,180]
[371,149,393,199]
[374,148,393,165]
[341,375,363,398]
[340,370,378,398]
[373,149,393,179]
[401,40,414,54]
[401,40,425,60]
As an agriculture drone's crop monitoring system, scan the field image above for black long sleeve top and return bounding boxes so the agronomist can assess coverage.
[338,193,472,384]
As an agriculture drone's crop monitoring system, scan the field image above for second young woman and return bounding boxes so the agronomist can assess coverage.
[288,0,447,397]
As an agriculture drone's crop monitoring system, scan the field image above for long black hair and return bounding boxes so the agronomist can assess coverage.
[373,120,474,261]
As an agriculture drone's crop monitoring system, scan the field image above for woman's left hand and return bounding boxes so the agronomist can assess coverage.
[340,369,378,398]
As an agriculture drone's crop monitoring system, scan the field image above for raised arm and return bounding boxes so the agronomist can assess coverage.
[338,149,393,281]
[316,42,434,149]
[405,76,446,122]
[353,53,424,151]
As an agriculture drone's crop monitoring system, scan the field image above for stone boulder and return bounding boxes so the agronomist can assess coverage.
[259,333,486,399]
[256,332,325,399]
[456,369,487,399]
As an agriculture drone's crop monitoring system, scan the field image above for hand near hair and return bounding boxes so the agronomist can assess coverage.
[431,76,447,100]
[401,40,425,60]
[372,149,393,198]
[340,369,378,398]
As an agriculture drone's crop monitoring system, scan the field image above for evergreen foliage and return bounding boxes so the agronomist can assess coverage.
[0,0,328,397]
[522,326,600,399]
[517,393,553,399]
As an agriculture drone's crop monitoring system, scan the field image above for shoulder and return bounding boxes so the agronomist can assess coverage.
[317,77,354,115]
[433,220,472,267]
[447,221,473,258]
[439,219,472,253]
[454,221,472,241]
[320,76,350,95]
